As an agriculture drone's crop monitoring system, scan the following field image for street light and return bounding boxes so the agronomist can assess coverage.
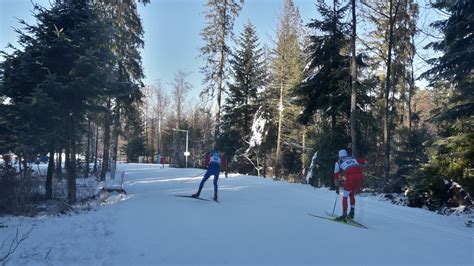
[173,128,189,168]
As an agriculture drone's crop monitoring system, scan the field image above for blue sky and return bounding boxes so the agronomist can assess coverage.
[1,0,317,99]
[138,0,317,98]
[1,0,439,100]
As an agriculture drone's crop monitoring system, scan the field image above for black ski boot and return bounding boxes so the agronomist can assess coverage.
[335,211,348,222]
[348,208,355,220]
[213,194,218,202]
[191,193,200,198]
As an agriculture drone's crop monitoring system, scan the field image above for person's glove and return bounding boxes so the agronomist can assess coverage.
[335,187,340,195]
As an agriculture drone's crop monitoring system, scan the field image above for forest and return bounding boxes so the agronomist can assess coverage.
[0,0,472,215]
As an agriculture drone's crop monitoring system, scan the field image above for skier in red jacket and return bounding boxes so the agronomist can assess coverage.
[333,149,367,221]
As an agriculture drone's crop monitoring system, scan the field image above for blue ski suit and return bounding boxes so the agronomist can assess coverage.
[196,151,227,197]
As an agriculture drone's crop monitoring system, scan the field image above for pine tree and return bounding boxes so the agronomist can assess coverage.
[350,0,358,157]
[390,1,422,191]
[293,0,351,186]
[272,0,305,178]
[200,0,244,145]
[418,0,474,199]
[220,22,267,173]
[361,0,419,181]
[423,0,473,120]
[0,0,117,203]
[122,103,146,163]
[96,0,148,180]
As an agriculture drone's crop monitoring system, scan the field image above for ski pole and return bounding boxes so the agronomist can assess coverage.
[331,194,339,216]
[181,171,206,184]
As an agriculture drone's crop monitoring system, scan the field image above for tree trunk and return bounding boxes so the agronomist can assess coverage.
[383,0,397,179]
[85,117,91,178]
[331,113,336,131]
[65,144,70,176]
[22,155,28,178]
[55,152,59,174]
[110,105,121,179]
[215,52,224,145]
[408,33,415,133]
[45,149,55,199]
[56,151,62,175]
[150,115,155,163]
[214,0,227,145]
[263,156,267,178]
[101,100,111,181]
[244,89,249,136]
[68,137,77,204]
[158,116,162,155]
[301,127,306,177]
[18,155,22,178]
[94,122,99,175]
[275,82,284,179]
[350,0,358,158]
[144,94,149,163]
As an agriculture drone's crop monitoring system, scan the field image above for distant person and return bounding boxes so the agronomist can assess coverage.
[156,153,161,167]
[333,149,367,221]
[160,156,165,169]
[192,148,228,201]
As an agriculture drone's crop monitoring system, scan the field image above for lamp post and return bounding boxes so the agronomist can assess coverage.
[173,128,189,168]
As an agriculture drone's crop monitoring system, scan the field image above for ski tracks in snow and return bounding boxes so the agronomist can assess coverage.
[364,203,472,240]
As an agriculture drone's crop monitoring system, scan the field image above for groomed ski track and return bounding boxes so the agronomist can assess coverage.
[1,163,472,265]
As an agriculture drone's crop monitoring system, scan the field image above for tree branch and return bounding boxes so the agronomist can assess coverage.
[416,26,443,40]
[361,1,389,19]
[356,35,386,60]
[0,227,33,262]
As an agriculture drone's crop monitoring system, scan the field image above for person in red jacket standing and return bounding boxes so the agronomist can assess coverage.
[333,149,367,221]
[192,149,228,201]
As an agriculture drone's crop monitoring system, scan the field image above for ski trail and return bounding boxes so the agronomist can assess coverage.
[356,194,472,239]
[274,181,471,241]
[365,207,471,240]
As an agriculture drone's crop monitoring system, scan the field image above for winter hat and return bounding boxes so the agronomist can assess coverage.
[338,149,348,158]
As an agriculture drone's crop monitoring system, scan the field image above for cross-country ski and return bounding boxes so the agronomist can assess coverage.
[174,194,211,202]
[308,213,368,229]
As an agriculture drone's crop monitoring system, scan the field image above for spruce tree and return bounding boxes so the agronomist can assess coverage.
[419,0,474,198]
[0,0,116,203]
[293,0,351,186]
[96,0,148,180]
[220,22,267,173]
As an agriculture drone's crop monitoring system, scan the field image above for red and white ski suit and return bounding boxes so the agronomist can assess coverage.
[333,156,366,213]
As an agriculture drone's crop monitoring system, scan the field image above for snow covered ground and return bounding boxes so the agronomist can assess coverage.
[1,163,473,265]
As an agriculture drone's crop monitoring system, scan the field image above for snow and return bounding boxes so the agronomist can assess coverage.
[1,163,473,265]
[306,151,318,183]
[248,110,267,149]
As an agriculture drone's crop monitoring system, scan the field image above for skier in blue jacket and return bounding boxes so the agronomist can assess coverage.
[192,149,228,201]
